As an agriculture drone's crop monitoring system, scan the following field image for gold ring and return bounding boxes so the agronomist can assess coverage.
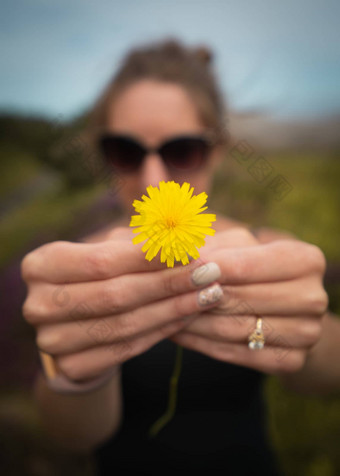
[248,317,265,350]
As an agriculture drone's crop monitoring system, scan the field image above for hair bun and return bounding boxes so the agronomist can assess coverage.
[193,45,213,65]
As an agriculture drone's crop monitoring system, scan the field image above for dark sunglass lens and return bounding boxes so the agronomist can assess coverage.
[161,138,210,171]
[99,136,145,172]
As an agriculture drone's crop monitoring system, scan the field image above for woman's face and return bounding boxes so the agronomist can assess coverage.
[105,79,223,213]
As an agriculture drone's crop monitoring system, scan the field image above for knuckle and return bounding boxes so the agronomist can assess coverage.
[23,291,53,325]
[48,240,69,252]
[21,241,69,281]
[319,290,329,314]
[305,244,327,273]
[36,329,60,354]
[306,289,329,315]
[56,355,81,381]
[22,299,35,324]
[231,227,257,245]
[41,240,69,260]
[115,313,138,339]
[298,320,322,346]
[107,227,131,240]
[22,298,42,325]
[20,252,36,281]
[85,246,112,279]
[100,278,125,313]
[277,350,305,373]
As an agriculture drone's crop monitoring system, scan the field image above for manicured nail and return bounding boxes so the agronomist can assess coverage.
[191,262,221,287]
[198,283,223,306]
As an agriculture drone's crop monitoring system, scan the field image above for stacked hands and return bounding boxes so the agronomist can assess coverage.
[21,227,329,383]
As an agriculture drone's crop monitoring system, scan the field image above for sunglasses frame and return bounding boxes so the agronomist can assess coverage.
[97,132,216,174]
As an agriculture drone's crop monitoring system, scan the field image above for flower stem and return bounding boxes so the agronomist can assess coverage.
[148,344,183,438]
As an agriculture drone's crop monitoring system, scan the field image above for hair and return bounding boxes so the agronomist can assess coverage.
[86,37,229,149]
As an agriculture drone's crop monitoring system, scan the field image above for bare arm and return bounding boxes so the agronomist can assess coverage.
[33,367,123,453]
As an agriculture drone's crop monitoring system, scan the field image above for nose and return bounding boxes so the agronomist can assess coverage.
[139,152,170,189]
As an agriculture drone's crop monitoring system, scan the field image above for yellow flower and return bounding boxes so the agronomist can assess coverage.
[129,181,216,267]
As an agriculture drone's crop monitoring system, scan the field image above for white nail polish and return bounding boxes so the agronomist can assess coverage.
[191,262,221,287]
[198,283,223,306]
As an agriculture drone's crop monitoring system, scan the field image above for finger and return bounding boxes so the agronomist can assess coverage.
[25,261,222,324]
[54,317,196,381]
[204,227,258,249]
[200,239,326,284]
[211,276,328,317]
[21,239,167,284]
[83,226,134,244]
[36,284,223,354]
[175,314,322,349]
[105,226,134,241]
[168,332,306,375]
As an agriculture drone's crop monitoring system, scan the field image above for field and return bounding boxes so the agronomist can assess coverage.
[1,114,340,475]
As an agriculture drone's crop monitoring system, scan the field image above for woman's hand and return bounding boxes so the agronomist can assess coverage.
[20,228,223,382]
[169,228,329,376]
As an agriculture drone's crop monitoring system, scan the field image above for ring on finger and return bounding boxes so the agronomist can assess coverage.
[248,317,265,350]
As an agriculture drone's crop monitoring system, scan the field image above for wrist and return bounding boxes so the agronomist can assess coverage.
[39,351,121,395]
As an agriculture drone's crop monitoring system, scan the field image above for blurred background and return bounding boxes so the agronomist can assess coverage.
[1,1,340,475]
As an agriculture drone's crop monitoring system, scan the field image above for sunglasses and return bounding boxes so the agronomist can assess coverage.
[97,133,214,174]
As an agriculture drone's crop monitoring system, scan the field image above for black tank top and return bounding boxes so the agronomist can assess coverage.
[93,339,284,476]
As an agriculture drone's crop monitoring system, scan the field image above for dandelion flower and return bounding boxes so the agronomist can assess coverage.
[129,181,216,267]
[129,181,217,438]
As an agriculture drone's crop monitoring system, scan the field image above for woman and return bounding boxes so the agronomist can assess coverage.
[21,39,340,475]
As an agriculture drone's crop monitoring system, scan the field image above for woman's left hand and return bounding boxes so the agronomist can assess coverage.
[169,228,329,376]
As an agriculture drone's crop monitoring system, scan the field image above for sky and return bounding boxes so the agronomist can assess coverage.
[1,0,340,120]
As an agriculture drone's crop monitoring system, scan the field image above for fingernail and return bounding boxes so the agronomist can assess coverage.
[198,283,223,306]
[191,262,221,287]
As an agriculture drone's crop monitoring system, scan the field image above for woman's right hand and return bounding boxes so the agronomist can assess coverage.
[20,228,222,382]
